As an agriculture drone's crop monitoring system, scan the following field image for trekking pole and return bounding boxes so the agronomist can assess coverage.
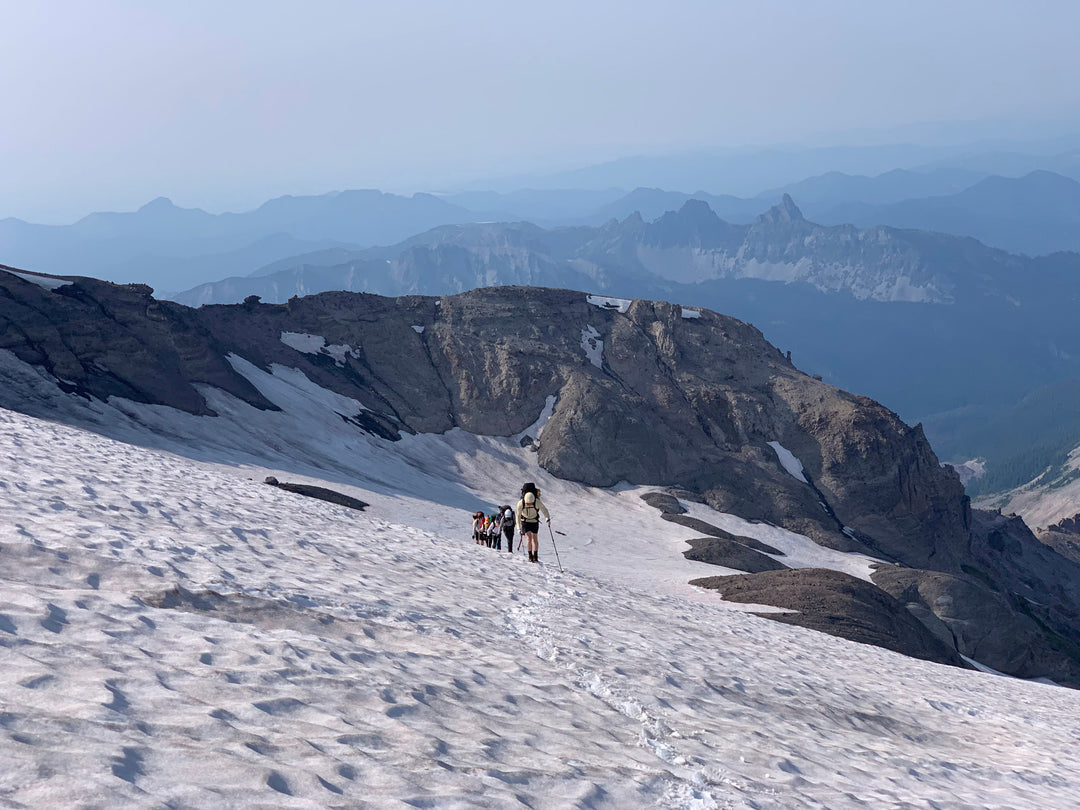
[547,522,563,573]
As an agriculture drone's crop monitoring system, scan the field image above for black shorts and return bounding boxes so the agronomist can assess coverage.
[522,521,539,533]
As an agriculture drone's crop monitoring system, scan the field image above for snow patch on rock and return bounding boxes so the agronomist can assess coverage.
[518,394,557,444]
[280,332,354,366]
[3,269,73,290]
[580,325,603,368]
[586,294,631,313]
[767,441,808,483]
[280,331,326,355]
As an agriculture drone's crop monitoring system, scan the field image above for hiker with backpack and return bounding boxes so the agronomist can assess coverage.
[515,482,550,563]
[488,512,503,549]
[472,511,485,544]
[500,506,515,553]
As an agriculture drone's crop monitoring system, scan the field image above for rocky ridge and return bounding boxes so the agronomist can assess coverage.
[3,268,1080,682]
[173,195,1044,308]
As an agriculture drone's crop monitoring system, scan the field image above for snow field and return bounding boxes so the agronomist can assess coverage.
[2,353,1080,806]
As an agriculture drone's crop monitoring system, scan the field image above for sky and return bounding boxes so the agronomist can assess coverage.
[3,0,1080,222]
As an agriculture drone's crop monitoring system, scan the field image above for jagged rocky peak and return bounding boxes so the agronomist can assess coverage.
[138,196,179,213]
[756,193,805,225]
[642,198,743,249]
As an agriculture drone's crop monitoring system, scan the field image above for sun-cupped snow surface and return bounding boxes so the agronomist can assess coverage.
[4,351,1080,807]
[4,410,1080,807]
[581,325,603,368]
[586,294,631,313]
[766,441,808,484]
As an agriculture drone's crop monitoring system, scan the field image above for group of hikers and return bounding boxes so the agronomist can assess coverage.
[471,482,551,563]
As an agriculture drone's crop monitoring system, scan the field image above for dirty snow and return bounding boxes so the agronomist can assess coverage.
[680,307,702,319]
[411,325,425,334]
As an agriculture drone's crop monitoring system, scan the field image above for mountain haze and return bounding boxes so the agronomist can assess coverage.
[0,191,476,291]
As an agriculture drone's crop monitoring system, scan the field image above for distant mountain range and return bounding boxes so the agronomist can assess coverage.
[0,191,475,291]
[5,156,1080,296]
[173,194,1069,309]
[477,142,1080,197]
[550,170,1080,256]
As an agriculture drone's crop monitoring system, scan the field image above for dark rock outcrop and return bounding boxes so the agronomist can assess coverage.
[0,272,276,415]
[683,537,787,573]
[871,566,1080,686]
[263,477,368,512]
[691,568,966,668]
[660,514,783,555]
[1036,513,1080,565]
[638,492,686,515]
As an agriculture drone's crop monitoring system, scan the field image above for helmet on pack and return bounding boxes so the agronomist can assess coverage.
[524,492,535,505]
[504,508,512,518]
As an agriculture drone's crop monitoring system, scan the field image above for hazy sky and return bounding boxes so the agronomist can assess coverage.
[3,0,1080,221]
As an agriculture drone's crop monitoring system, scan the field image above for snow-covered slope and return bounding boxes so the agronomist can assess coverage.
[3,359,1080,806]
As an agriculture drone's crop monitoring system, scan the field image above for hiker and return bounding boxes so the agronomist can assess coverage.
[488,512,503,550]
[472,511,485,544]
[515,483,550,563]
[500,506,515,552]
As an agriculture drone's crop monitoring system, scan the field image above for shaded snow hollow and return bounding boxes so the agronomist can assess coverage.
[1,353,1080,807]
[767,441,808,484]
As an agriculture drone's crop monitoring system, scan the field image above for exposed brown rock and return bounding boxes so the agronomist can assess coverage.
[683,537,787,573]
[691,568,965,668]
[872,566,1080,686]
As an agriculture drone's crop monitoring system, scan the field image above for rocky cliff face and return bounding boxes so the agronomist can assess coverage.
[0,268,967,561]
[4,267,1080,682]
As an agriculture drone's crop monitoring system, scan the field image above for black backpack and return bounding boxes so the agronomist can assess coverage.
[521,482,537,497]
